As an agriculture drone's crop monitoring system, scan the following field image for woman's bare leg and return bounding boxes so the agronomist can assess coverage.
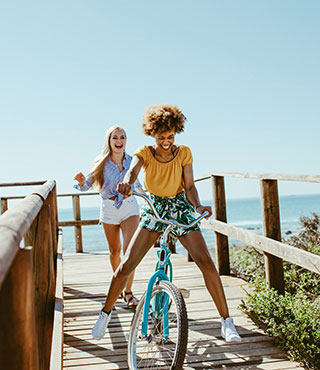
[103,228,160,312]
[102,223,121,272]
[120,215,140,292]
[179,230,229,318]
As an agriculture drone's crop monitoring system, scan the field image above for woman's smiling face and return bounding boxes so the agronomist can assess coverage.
[154,130,176,151]
[110,129,126,153]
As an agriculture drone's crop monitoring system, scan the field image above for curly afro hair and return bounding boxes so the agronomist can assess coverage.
[142,104,186,137]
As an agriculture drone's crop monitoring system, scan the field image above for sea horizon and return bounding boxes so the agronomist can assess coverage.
[59,193,320,255]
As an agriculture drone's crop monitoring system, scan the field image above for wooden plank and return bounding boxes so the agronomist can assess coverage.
[0,247,39,370]
[59,219,99,227]
[201,218,320,274]
[33,203,56,370]
[50,230,64,370]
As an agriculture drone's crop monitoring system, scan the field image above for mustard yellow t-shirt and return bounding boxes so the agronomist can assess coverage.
[134,145,193,197]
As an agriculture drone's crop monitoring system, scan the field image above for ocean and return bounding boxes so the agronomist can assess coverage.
[59,194,320,255]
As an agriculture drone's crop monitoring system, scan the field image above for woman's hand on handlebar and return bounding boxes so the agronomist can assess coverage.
[117,182,131,195]
[196,205,212,219]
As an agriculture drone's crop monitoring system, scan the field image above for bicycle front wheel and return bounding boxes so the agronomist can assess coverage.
[128,280,188,370]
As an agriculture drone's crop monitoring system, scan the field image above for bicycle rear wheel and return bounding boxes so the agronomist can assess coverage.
[128,280,188,370]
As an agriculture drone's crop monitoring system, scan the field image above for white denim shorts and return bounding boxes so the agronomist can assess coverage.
[100,196,140,225]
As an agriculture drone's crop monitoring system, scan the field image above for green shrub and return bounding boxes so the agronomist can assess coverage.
[241,289,320,369]
[230,213,320,369]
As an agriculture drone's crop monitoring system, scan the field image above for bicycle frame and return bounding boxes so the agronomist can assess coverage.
[131,191,209,340]
[142,228,173,339]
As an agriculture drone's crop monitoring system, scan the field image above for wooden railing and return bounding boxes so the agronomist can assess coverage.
[195,172,320,294]
[2,173,320,296]
[58,192,100,253]
[1,192,100,254]
[0,180,62,370]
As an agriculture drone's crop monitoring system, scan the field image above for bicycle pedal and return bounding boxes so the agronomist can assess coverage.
[180,288,190,299]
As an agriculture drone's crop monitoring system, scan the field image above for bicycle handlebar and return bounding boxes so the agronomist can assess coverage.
[130,191,209,229]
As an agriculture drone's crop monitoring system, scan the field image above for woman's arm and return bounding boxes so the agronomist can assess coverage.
[73,172,92,191]
[117,156,144,195]
[183,164,212,218]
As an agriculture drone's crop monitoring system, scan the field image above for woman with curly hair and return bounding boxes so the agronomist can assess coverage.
[91,105,241,343]
[73,126,143,309]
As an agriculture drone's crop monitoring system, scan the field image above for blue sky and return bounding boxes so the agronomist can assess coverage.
[1,1,319,207]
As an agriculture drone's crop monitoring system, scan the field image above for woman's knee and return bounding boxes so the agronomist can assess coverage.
[109,246,121,258]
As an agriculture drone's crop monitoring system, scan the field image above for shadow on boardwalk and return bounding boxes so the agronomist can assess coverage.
[63,251,304,369]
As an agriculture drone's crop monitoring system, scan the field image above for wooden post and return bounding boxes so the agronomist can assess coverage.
[47,186,58,269]
[1,197,8,214]
[0,247,39,370]
[260,179,284,294]
[72,194,83,253]
[32,203,56,370]
[212,176,230,274]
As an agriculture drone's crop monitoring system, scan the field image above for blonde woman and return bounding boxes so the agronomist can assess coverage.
[74,126,142,308]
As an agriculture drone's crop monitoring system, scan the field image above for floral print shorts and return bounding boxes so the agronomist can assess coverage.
[139,192,200,237]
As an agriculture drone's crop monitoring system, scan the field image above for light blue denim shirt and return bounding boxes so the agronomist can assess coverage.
[73,153,142,209]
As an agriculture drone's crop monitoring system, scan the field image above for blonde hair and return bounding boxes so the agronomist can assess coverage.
[89,125,127,190]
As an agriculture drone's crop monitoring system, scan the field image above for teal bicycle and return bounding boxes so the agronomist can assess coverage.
[127,191,208,370]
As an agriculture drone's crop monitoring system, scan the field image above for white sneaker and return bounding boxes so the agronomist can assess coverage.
[92,309,112,340]
[221,317,242,343]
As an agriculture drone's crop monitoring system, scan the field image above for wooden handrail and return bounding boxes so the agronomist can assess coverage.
[0,180,56,288]
[201,219,320,275]
[1,170,318,201]
[197,172,320,183]
[58,192,99,197]
[0,193,43,287]
[0,181,46,187]
[1,192,99,201]
[0,179,59,370]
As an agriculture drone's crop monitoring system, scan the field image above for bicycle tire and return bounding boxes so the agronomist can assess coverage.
[128,280,188,370]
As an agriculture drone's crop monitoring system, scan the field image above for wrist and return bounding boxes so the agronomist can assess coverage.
[195,205,202,212]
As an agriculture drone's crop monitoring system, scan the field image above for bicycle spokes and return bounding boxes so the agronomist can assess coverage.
[128,281,188,369]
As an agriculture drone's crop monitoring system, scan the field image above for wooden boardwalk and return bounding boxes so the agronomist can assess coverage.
[63,250,303,369]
